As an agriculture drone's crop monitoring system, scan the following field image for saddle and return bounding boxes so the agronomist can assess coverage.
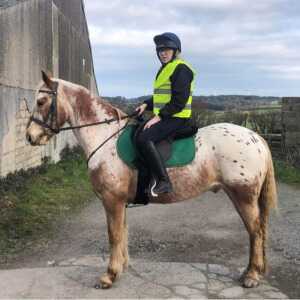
[117,120,198,169]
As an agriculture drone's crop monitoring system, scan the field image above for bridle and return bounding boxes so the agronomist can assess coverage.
[28,82,138,165]
[30,82,60,134]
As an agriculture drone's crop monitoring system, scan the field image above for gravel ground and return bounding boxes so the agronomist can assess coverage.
[2,182,300,298]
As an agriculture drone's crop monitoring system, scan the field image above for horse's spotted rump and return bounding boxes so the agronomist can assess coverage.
[196,123,269,194]
[251,136,259,144]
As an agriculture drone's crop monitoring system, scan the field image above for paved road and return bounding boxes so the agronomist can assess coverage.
[0,256,288,298]
[0,182,299,298]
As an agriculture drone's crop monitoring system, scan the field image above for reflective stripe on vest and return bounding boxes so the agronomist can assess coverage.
[153,59,195,118]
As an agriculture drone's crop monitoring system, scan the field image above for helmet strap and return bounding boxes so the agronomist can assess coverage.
[172,49,179,60]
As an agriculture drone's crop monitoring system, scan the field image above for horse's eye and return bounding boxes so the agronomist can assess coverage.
[37,98,46,107]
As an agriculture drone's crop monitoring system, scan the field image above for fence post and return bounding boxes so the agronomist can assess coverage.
[282,97,300,167]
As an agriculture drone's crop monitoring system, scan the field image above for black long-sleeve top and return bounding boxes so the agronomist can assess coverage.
[144,62,194,119]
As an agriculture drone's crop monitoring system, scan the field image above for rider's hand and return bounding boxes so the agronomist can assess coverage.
[143,115,161,130]
[135,103,147,116]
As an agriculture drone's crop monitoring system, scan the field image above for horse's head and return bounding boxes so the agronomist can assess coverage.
[26,71,69,145]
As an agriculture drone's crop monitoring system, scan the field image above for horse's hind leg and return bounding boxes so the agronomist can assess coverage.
[239,200,266,287]
[228,192,266,288]
[100,198,127,289]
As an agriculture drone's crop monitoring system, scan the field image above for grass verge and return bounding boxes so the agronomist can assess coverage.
[274,159,300,185]
[0,146,95,263]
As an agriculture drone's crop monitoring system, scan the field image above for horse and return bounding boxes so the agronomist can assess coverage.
[26,72,277,289]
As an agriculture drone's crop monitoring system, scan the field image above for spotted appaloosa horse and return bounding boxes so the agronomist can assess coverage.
[26,73,277,289]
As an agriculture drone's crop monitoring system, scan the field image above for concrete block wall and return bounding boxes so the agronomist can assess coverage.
[0,0,99,178]
[0,84,40,176]
[14,98,42,171]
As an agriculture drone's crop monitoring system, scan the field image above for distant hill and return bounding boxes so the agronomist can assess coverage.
[104,95,282,112]
[193,95,281,110]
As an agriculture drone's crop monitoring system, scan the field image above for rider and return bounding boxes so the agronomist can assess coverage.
[135,32,195,195]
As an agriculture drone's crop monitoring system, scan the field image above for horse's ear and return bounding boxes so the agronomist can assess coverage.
[41,70,54,89]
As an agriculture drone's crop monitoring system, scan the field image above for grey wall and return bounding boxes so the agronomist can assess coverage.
[0,0,99,177]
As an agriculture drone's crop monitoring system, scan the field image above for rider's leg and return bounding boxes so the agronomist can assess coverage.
[136,117,186,195]
[132,160,150,204]
[140,140,173,194]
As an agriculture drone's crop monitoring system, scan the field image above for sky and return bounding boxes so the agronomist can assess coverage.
[84,0,300,98]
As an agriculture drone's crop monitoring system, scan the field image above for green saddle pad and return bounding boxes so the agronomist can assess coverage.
[117,125,196,169]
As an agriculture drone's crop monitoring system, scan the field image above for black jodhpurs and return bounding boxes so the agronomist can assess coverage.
[136,117,188,149]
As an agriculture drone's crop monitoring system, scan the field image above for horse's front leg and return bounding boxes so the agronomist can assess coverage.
[100,196,127,289]
[122,208,129,269]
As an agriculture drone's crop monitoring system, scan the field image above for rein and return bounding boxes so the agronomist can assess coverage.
[29,82,138,166]
[31,110,137,133]
[86,119,130,166]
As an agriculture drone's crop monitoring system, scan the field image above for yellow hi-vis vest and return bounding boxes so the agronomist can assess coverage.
[153,58,195,118]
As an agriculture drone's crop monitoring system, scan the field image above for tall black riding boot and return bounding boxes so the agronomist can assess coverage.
[141,141,173,195]
[132,160,150,205]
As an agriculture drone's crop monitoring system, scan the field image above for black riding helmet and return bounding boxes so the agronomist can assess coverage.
[153,32,181,52]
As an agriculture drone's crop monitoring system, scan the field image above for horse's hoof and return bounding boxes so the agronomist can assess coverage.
[123,259,129,270]
[242,276,260,288]
[100,274,113,289]
[239,271,247,282]
[123,263,129,270]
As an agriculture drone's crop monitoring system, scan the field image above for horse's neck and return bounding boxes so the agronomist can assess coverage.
[65,85,126,159]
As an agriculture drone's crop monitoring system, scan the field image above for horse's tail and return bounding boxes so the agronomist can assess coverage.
[260,149,278,212]
[258,148,278,273]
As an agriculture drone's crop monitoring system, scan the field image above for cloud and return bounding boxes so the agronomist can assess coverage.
[88,25,156,48]
[162,0,246,10]
[84,0,300,97]
[259,65,300,80]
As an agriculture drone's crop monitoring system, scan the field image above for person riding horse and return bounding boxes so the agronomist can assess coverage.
[135,32,196,195]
